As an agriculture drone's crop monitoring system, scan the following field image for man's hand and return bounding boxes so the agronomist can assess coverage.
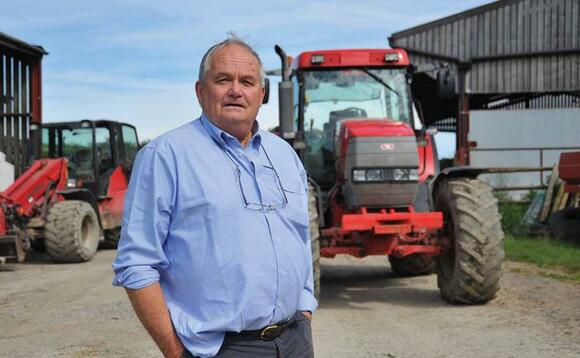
[301,310,312,321]
[126,284,184,358]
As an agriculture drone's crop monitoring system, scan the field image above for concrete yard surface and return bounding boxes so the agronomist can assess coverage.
[1,250,579,358]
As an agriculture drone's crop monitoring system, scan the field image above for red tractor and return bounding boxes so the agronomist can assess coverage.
[273,46,504,304]
[0,120,139,263]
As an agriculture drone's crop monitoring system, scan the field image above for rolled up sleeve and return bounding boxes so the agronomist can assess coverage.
[112,145,176,290]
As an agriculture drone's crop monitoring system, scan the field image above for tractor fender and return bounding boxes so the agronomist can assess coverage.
[426,166,488,210]
[58,189,103,229]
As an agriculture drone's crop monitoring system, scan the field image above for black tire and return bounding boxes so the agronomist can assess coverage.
[388,254,435,276]
[45,200,100,263]
[308,184,321,300]
[30,237,46,252]
[435,178,504,304]
[100,229,121,249]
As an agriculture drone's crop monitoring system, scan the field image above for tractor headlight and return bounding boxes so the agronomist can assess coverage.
[366,169,385,181]
[393,168,419,181]
[352,169,386,182]
[353,168,419,182]
[66,178,77,188]
[353,169,369,182]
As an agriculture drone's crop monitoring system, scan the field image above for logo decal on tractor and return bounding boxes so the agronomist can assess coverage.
[380,143,395,151]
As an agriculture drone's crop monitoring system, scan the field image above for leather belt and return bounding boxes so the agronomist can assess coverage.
[227,318,297,341]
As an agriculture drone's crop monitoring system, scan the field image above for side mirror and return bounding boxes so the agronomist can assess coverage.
[436,67,456,99]
[262,78,270,104]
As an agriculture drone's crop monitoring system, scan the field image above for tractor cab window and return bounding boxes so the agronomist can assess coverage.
[60,128,95,183]
[301,68,412,186]
[41,128,50,158]
[121,125,139,162]
[95,127,114,175]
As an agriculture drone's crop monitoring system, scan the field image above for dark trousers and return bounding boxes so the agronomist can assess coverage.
[182,311,314,358]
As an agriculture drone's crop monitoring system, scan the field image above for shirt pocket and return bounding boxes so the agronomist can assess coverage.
[280,176,310,242]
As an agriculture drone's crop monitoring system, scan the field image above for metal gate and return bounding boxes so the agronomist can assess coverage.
[0,32,46,177]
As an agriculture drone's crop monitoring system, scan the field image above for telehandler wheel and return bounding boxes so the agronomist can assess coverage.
[435,178,504,304]
[388,254,435,276]
[308,184,321,300]
[45,200,100,263]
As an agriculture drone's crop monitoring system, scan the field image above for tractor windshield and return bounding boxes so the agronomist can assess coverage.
[42,127,94,181]
[300,68,412,185]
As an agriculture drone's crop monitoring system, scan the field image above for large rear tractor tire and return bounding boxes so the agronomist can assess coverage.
[388,254,435,276]
[100,229,121,249]
[435,178,504,304]
[45,200,100,263]
[308,184,321,300]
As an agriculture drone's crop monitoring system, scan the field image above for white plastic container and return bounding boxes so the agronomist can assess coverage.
[0,152,15,191]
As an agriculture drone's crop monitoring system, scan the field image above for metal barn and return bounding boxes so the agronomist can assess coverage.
[389,0,580,166]
[0,32,47,177]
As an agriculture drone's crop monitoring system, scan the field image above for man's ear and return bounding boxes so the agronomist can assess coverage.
[195,81,203,103]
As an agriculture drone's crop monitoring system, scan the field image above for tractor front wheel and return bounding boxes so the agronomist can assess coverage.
[388,254,435,276]
[435,178,504,304]
[45,200,100,263]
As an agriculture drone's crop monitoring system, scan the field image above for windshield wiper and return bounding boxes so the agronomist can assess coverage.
[360,68,400,97]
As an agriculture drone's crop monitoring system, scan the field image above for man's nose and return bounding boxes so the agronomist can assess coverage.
[227,80,243,97]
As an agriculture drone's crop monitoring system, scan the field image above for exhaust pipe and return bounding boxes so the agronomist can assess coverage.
[275,45,294,140]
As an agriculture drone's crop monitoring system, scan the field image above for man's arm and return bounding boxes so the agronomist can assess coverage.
[126,283,184,358]
[296,160,318,320]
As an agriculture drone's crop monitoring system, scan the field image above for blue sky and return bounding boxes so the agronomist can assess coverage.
[2,0,491,143]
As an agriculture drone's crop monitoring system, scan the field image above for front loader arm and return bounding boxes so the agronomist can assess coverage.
[0,158,68,262]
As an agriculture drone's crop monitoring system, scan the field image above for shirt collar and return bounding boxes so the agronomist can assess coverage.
[200,114,262,150]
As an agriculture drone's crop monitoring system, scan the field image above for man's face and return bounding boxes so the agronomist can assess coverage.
[195,45,265,138]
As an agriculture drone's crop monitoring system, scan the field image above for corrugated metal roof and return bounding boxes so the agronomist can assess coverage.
[0,32,47,58]
[389,0,580,94]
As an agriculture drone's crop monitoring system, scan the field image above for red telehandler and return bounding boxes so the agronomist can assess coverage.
[272,46,505,304]
[0,120,139,263]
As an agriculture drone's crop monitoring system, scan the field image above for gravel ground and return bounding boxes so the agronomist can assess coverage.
[0,249,579,358]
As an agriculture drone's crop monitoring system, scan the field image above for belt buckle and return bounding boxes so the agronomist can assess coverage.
[259,324,281,340]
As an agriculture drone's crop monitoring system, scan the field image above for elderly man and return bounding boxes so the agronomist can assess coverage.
[112,36,317,358]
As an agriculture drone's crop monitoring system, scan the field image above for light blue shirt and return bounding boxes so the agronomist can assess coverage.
[112,115,317,357]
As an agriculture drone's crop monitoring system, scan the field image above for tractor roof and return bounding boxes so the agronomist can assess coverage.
[43,119,136,129]
[294,48,410,70]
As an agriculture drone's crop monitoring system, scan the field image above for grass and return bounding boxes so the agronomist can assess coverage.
[498,202,529,233]
[504,234,580,282]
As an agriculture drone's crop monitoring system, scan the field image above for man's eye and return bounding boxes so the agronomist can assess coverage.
[242,80,255,86]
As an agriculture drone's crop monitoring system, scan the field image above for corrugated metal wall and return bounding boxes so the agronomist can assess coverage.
[0,34,44,177]
[390,0,580,94]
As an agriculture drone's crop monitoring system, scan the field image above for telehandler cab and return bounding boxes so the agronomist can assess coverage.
[0,120,139,263]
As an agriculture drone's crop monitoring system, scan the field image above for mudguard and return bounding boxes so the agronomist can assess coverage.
[426,166,488,211]
[58,189,103,229]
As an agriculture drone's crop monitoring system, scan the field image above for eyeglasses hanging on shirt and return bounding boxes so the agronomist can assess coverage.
[201,120,288,211]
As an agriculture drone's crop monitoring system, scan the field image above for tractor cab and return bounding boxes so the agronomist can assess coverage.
[40,120,139,197]
[289,50,425,183]
[288,49,435,210]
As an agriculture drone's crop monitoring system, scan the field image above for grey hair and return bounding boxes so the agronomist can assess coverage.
[198,35,266,87]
